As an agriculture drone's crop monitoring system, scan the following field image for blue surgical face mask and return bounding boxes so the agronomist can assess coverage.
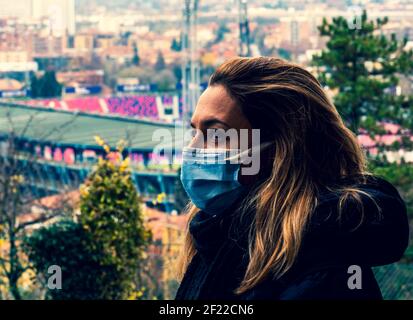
[180,147,246,215]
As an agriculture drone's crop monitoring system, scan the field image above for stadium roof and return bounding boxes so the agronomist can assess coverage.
[0,102,183,151]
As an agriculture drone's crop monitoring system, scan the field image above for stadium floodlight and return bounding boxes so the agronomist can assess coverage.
[238,0,251,57]
[181,0,201,131]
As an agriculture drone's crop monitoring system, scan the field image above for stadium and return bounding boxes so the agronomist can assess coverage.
[0,94,185,212]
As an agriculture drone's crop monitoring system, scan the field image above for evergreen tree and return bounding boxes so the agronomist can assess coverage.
[41,71,62,98]
[171,38,181,52]
[77,138,150,298]
[173,168,189,212]
[30,71,62,98]
[25,138,151,299]
[154,51,166,71]
[213,23,230,44]
[313,11,413,262]
[132,42,140,66]
[313,10,413,135]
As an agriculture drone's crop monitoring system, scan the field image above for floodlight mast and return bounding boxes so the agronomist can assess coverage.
[181,0,201,130]
[238,0,251,57]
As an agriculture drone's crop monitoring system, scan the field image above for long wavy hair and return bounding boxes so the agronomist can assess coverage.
[177,57,378,294]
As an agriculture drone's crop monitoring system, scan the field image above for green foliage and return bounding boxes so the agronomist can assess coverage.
[277,48,291,60]
[213,23,230,45]
[173,168,189,212]
[312,10,413,134]
[171,38,181,52]
[24,139,150,299]
[153,70,176,92]
[154,51,166,71]
[79,156,149,278]
[132,42,140,66]
[373,263,413,299]
[172,64,182,82]
[117,66,153,84]
[30,71,62,98]
[23,219,122,300]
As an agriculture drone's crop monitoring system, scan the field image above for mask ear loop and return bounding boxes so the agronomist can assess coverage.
[224,141,275,164]
[182,143,276,164]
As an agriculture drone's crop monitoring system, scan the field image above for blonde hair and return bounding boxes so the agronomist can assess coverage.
[177,57,377,294]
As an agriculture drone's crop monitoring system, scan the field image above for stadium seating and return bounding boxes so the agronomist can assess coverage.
[63,148,75,165]
[26,99,65,110]
[65,97,105,113]
[23,94,183,121]
[131,153,144,165]
[105,95,159,119]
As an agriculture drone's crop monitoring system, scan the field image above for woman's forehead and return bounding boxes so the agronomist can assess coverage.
[192,85,250,130]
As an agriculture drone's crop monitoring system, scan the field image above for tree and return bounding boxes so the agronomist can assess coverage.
[103,59,119,89]
[172,64,182,83]
[212,23,230,45]
[153,69,176,92]
[23,219,114,300]
[312,11,413,262]
[313,10,413,135]
[29,73,39,98]
[117,66,155,84]
[0,110,75,299]
[120,31,132,46]
[30,71,62,98]
[132,42,140,66]
[154,51,166,71]
[170,38,181,52]
[24,138,150,299]
[79,138,150,297]
[277,48,291,60]
[173,168,189,213]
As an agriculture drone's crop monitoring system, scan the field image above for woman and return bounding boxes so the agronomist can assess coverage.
[175,57,409,300]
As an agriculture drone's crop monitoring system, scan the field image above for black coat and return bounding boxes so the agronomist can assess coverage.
[175,175,410,300]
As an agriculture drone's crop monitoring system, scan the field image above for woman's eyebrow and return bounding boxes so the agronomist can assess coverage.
[190,118,231,130]
[201,118,231,129]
